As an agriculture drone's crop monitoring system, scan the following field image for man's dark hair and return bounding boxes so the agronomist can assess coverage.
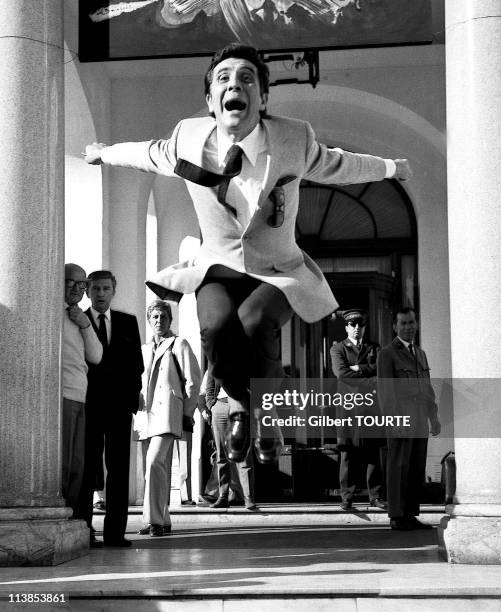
[87,270,117,290]
[393,306,417,324]
[204,43,270,98]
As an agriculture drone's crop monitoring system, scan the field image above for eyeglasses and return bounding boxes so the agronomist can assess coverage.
[65,279,87,290]
[347,320,365,327]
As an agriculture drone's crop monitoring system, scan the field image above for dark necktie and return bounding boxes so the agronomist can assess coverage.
[217,144,243,216]
[408,342,415,357]
[97,313,108,349]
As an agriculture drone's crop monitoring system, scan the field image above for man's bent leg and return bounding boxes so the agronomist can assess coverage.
[239,282,292,463]
[197,280,253,461]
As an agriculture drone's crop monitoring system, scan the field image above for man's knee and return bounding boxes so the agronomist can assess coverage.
[239,306,280,341]
[199,312,236,350]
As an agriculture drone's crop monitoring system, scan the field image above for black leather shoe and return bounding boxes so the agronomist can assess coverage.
[180,500,196,506]
[138,525,150,535]
[90,535,103,548]
[406,517,432,530]
[224,413,250,462]
[104,538,132,547]
[210,496,229,509]
[162,525,172,536]
[370,498,388,510]
[149,525,165,537]
[390,518,413,531]
[254,436,283,464]
[341,500,359,511]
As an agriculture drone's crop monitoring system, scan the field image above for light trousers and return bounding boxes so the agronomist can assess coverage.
[173,432,192,502]
[62,398,85,515]
[142,434,174,527]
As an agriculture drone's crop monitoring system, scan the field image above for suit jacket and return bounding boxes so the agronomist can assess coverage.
[101,116,388,323]
[330,338,380,447]
[377,337,438,437]
[85,309,143,414]
[135,335,201,440]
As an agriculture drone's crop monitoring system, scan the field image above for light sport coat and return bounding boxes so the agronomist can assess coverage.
[134,335,201,440]
[101,115,389,323]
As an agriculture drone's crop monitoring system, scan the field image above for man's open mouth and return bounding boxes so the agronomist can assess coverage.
[224,99,246,111]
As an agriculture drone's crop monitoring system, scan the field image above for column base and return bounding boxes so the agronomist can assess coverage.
[438,510,501,564]
[0,508,89,567]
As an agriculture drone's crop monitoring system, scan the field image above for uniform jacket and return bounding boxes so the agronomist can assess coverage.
[135,335,201,440]
[377,337,438,437]
[330,338,380,447]
[85,309,143,414]
[101,116,389,323]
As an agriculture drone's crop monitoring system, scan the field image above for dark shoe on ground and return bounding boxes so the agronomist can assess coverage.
[370,498,388,510]
[180,500,196,506]
[149,525,165,537]
[138,525,150,535]
[390,518,413,531]
[406,516,433,530]
[104,538,132,547]
[210,496,229,509]
[162,525,172,536]
[244,496,258,510]
[254,436,283,464]
[224,413,250,462]
[341,500,359,511]
[93,500,106,511]
[90,535,103,548]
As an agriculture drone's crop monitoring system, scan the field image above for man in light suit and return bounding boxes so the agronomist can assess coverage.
[79,270,143,547]
[377,307,441,530]
[84,43,411,464]
[330,308,386,511]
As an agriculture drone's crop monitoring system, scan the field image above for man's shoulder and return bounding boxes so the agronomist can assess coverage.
[263,115,310,133]
[379,338,401,354]
[111,309,139,329]
[331,338,350,353]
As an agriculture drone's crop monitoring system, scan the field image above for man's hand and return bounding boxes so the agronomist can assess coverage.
[67,304,90,329]
[84,142,106,165]
[349,365,360,372]
[201,409,211,425]
[394,159,412,181]
[430,417,441,437]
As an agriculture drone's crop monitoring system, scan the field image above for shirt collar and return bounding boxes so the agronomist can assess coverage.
[347,337,361,348]
[216,123,264,168]
[397,336,412,349]
[91,307,111,321]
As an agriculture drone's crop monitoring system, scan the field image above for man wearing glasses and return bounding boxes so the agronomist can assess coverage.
[331,308,386,511]
[62,264,102,523]
[84,43,411,464]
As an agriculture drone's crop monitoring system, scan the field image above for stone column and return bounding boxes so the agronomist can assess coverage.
[0,0,88,565]
[439,0,501,563]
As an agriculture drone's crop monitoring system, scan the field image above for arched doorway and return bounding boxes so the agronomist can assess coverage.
[256,178,418,502]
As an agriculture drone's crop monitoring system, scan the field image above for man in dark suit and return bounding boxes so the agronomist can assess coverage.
[79,270,143,547]
[377,307,441,530]
[330,308,386,511]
